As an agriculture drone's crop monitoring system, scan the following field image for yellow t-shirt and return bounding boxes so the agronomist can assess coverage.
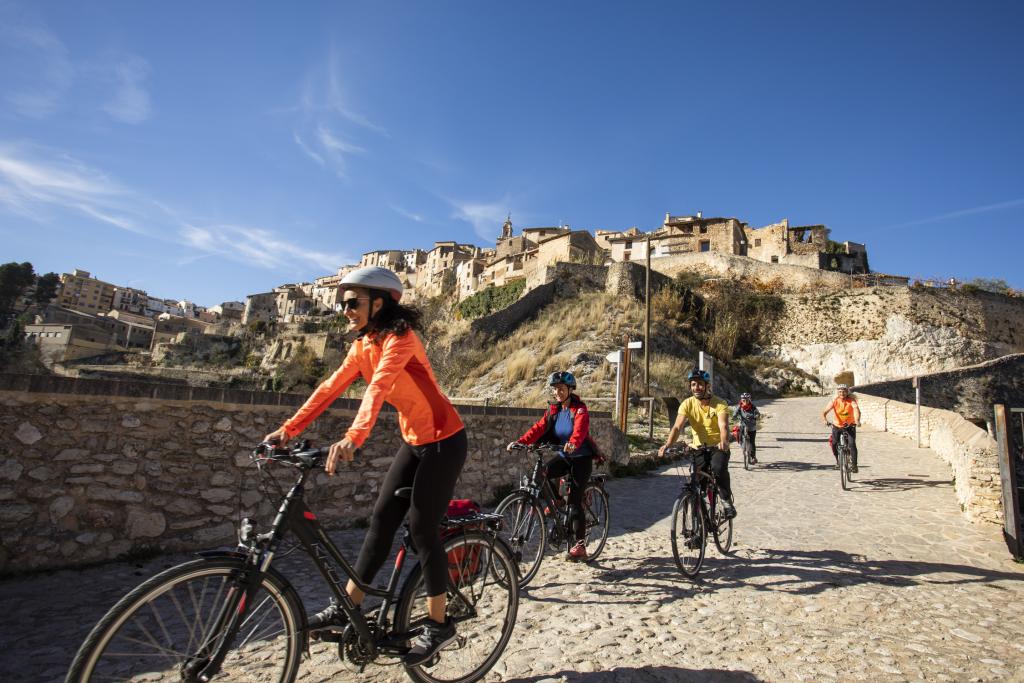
[679,395,729,447]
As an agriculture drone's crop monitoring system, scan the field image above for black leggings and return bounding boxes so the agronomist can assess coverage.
[830,425,858,466]
[543,455,593,541]
[744,430,757,459]
[697,448,733,502]
[353,429,467,597]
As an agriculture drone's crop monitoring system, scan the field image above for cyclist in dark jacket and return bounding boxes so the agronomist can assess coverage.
[732,393,760,464]
[507,371,597,560]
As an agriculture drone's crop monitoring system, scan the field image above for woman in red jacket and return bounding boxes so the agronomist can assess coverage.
[263,266,465,665]
[507,371,596,560]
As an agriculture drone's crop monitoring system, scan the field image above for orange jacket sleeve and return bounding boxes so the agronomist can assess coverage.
[344,332,417,447]
[281,343,362,438]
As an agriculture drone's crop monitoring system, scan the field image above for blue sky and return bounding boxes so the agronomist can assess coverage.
[1,1,1022,305]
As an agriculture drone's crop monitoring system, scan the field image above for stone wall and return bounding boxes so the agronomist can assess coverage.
[469,281,557,339]
[648,251,851,290]
[0,374,627,575]
[854,354,1024,427]
[605,261,672,300]
[856,393,1002,526]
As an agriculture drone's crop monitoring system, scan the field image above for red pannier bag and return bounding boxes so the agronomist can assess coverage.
[731,425,741,443]
[444,499,483,583]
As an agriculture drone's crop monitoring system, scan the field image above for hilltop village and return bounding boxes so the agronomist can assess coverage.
[25,213,874,367]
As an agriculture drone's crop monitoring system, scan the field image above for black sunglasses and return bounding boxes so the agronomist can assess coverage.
[341,297,367,311]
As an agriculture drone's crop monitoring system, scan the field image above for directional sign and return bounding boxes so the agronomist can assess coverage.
[627,341,643,349]
[606,350,623,364]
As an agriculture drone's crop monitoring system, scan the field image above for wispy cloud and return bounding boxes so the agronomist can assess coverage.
[101,55,152,124]
[390,204,425,223]
[0,10,74,118]
[0,141,352,274]
[289,45,385,179]
[180,223,346,272]
[0,141,143,232]
[449,197,512,241]
[887,198,1024,229]
[293,132,325,167]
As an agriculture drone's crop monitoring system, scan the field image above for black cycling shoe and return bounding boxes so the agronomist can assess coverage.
[307,600,349,635]
[851,464,859,473]
[404,618,457,666]
[722,502,737,520]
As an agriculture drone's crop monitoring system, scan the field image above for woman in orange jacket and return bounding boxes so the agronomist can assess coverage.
[263,266,465,665]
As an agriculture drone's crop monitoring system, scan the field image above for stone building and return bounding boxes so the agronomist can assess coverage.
[608,213,870,275]
[242,291,277,325]
[274,284,315,320]
[417,241,479,298]
[311,275,343,312]
[24,323,117,364]
[360,250,405,271]
[111,286,149,316]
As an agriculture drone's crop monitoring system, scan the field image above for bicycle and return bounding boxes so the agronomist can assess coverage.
[829,422,856,491]
[665,444,734,579]
[493,443,610,587]
[66,441,519,683]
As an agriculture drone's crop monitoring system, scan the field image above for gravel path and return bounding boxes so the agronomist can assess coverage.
[3,397,1023,682]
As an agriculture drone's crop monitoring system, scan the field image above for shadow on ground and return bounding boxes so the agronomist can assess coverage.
[504,666,763,682]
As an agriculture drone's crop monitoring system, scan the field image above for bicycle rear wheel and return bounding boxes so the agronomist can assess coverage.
[670,493,705,578]
[742,433,751,470]
[395,531,519,683]
[582,483,610,561]
[493,491,545,587]
[66,557,302,683]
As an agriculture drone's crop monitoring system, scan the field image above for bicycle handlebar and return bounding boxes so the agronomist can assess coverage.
[253,441,336,469]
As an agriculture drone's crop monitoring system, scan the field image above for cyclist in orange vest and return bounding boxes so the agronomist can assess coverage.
[263,266,465,666]
[822,384,861,472]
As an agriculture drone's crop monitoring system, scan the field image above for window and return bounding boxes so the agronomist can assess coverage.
[699,240,711,252]
[754,238,762,247]
[682,225,693,234]
[699,225,708,234]
[624,240,633,249]
[623,250,631,261]
[771,255,779,263]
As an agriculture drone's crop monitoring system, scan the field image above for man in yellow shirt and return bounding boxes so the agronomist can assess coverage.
[823,384,861,472]
[659,368,736,519]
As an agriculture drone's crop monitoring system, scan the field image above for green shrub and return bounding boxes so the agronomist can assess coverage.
[457,280,526,319]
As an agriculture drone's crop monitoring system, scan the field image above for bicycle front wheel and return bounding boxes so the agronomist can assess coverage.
[66,557,302,683]
[670,493,705,578]
[840,447,850,491]
[395,531,519,683]
[711,493,734,555]
[582,483,610,561]
[493,491,545,587]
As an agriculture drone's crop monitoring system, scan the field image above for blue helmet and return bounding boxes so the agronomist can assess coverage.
[687,369,711,383]
[547,371,576,390]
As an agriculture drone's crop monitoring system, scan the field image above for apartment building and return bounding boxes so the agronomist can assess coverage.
[57,270,116,315]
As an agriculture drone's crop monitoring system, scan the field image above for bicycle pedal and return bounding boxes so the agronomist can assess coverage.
[312,629,345,643]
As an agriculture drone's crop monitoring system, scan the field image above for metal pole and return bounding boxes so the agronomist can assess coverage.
[621,344,632,432]
[645,235,651,400]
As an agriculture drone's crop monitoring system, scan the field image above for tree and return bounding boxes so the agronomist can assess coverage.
[35,272,60,304]
[0,262,35,313]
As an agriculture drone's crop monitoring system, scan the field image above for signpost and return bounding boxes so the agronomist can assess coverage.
[606,350,623,423]
[912,376,921,448]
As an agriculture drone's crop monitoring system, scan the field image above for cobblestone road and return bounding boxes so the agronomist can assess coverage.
[3,397,1023,682]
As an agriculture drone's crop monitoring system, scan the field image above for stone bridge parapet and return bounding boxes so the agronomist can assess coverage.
[0,374,626,574]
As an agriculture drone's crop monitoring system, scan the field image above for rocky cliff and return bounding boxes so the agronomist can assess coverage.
[758,287,1024,386]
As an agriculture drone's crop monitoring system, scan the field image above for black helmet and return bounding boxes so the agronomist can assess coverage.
[547,371,577,390]
[686,369,711,383]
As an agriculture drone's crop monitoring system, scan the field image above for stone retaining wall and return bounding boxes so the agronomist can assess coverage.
[856,393,1001,526]
[854,354,1024,427]
[0,374,627,575]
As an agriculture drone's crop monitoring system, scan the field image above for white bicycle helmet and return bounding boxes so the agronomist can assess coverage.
[341,267,403,302]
